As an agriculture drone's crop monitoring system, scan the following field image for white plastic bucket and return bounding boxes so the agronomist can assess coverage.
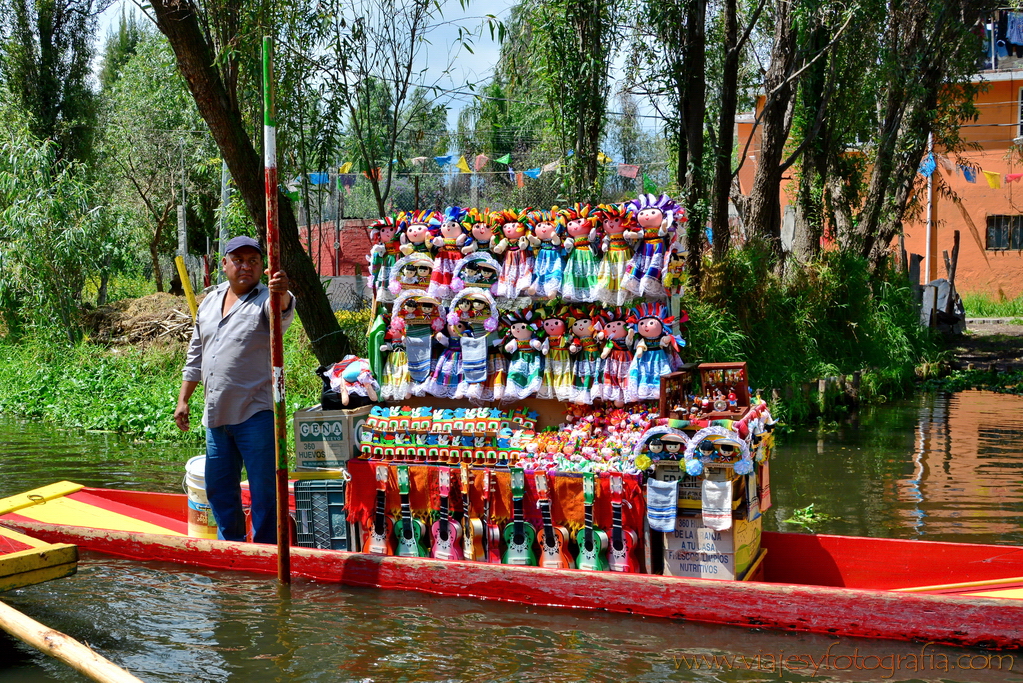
[184,455,218,539]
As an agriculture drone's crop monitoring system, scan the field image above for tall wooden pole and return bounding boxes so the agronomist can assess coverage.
[263,36,290,583]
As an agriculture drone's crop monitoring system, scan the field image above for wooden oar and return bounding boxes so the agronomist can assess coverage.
[0,600,143,683]
[262,36,290,584]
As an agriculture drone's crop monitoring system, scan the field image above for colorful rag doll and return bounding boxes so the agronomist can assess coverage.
[400,210,439,256]
[626,302,684,403]
[622,194,680,299]
[450,252,501,295]
[392,290,445,396]
[428,206,469,300]
[461,208,496,256]
[560,203,600,302]
[426,320,471,399]
[536,305,574,402]
[447,289,501,402]
[502,309,543,402]
[567,305,602,404]
[368,214,404,303]
[596,307,634,407]
[324,355,379,406]
[388,254,434,297]
[593,204,637,306]
[491,209,536,299]
[380,313,411,401]
[525,208,564,299]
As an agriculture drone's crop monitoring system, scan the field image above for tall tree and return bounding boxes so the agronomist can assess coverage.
[145,0,349,365]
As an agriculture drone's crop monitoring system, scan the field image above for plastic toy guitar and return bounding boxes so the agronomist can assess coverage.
[460,463,486,561]
[395,465,428,557]
[502,467,537,566]
[483,468,501,563]
[430,468,464,560]
[363,464,394,555]
[535,472,572,569]
[574,472,609,571]
[608,474,639,573]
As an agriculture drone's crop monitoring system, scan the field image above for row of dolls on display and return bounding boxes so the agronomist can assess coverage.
[374,289,687,406]
[367,195,687,307]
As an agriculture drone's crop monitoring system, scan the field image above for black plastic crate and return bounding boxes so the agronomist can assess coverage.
[293,479,348,550]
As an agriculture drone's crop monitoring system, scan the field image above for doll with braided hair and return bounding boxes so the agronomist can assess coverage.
[491,208,537,299]
[593,204,637,306]
[560,203,601,302]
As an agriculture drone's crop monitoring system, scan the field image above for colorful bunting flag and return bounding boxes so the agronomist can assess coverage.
[411,157,428,165]
[309,172,329,185]
[1007,173,1023,183]
[495,153,512,165]
[983,170,1002,189]
[363,168,381,181]
[960,166,977,183]
[285,189,300,202]
[516,172,524,188]
[565,150,575,157]
[507,166,516,182]
[917,153,935,178]
[524,168,542,179]
[542,160,560,173]
[936,155,953,173]
[455,155,471,173]
[474,154,489,171]
[434,155,452,166]
[597,151,613,164]
[643,173,657,194]
[338,161,353,174]
[618,164,639,179]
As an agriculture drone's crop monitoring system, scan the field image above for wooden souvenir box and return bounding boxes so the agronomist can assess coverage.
[658,363,700,420]
[697,362,749,420]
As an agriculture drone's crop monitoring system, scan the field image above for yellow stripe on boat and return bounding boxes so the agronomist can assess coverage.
[0,526,51,549]
[13,498,185,536]
[963,587,1023,600]
[0,482,83,516]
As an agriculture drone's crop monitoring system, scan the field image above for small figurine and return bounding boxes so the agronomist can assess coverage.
[596,307,634,407]
[450,253,501,295]
[626,302,683,403]
[728,387,738,410]
[536,305,574,402]
[388,254,434,296]
[594,204,637,306]
[622,194,681,299]
[448,289,504,404]
[428,206,469,300]
[525,208,564,299]
[491,209,535,299]
[502,309,543,402]
[392,291,445,396]
[661,433,686,461]
[568,305,602,405]
[560,203,601,302]
[400,210,438,256]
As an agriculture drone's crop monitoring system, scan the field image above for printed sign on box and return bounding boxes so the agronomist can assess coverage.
[294,405,370,470]
[662,514,761,580]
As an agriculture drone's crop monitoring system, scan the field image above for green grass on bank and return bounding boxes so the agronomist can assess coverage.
[961,292,1023,318]
[923,367,1023,395]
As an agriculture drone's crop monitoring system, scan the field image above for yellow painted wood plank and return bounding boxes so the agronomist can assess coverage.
[964,587,1023,600]
[0,545,77,579]
[0,563,77,592]
[14,498,184,536]
[0,482,83,516]
[0,526,52,550]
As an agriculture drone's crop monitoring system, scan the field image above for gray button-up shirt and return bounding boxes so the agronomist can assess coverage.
[183,281,296,428]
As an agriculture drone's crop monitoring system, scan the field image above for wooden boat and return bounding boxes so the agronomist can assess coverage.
[0,484,78,592]
[2,481,1022,649]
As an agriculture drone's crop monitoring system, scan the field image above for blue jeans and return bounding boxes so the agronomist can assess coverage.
[205,410,277,543]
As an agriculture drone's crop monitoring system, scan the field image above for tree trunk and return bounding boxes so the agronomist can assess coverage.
[150,209,168,293]
[149,0,349,365]
[682,0,707,293]
[709,0,739,261]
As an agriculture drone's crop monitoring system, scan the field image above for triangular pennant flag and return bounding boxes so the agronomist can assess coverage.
[618,164,639,179]
[474,154,489,171]
[524,168,542,179]
[917,153,936,178]
[309,172,329,185]
[597,151,613,164]
[983,170,1002,189]
[455,155,471,173]
[1007,173,1023,183]
[364,168,382,181]
[643,173,657,194]
[542,159,560,172]
[936,154,953,173]
[434,155,452,166]
[338,161,353,174]
[411,156,428,165]
[495,153,512,165]
[565,150,575,157]
[516,171,524,188]
[285,189,300,202]
[961,166,977,183]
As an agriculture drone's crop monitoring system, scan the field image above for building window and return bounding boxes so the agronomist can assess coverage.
[986,215,1023,250]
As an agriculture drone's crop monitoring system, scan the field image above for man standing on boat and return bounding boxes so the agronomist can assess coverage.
[174,236,295,544]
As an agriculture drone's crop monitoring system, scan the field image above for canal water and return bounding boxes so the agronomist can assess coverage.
[1,390,1021,682]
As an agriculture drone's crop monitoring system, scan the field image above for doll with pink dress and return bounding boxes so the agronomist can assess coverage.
[428,206,468,300]
[593,204,637,306]
[622,194,680,299]
[595,306,634,407]
[491,209,536,299]
[560,203,600,302]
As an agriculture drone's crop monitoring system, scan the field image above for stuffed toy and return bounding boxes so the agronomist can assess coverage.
[379,315,411,402]
[450,252,501,296]
[391,290,445,396]
[567,305,602,404]
[536,304,574,402]
[448,289,504,403]
[593,204,637,306]
[491,208,536,299]
[560,203,600,302]
[426,319,471,399]
[400,210,439,256]
[595,306,634,407]
[461,208,496,256]
[428,206,469,300]
[318,356,379,409]
[502,308,543,402]
[525,208,564,299]
[368,214,405,303]
[626,302,684,403]
[622,194,681,299]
